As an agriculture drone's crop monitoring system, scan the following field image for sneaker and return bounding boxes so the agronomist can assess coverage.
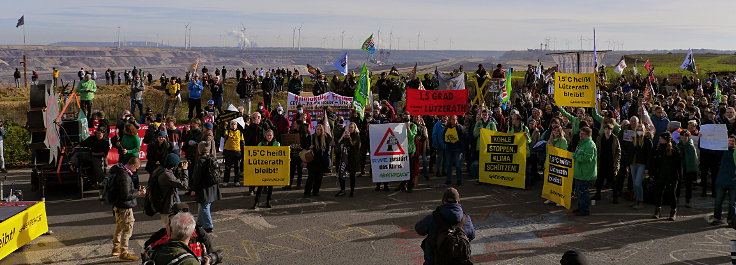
[119,252,139,261]
[111,247,121,256]
[335,191,346,197]
[235,182,241,186]
[544,199,553,204]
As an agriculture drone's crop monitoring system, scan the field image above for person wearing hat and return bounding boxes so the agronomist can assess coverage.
[649,131,681,221]
[143,202,213,262]
[257,101,271,120]
[204,99,219,118]
[145,130,173,174]
[270,104,290,141]
[415,188,475,265]
[109,157,145,261]
[192,123,220,232]
[153,153,190,224]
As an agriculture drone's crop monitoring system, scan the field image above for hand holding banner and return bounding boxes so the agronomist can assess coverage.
[478,129,526,188]
[243,146,291,186]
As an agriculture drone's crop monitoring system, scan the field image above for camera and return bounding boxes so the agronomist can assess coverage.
[202,249,223,264]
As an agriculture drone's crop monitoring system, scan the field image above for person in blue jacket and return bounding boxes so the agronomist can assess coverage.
[431,116,448,177]
[188,75,204,120]
[415,188,475,265]
[711,135,736,226]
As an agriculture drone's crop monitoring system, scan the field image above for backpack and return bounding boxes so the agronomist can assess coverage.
[199,156,223,186]
[101,171,118,205]
[143,168,165,216]
[433,210,472,265]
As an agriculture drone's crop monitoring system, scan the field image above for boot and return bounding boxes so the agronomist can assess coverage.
[264,201,272,208]
[652,207,661,219]
[669,208,677,221]
[250,201,258,210]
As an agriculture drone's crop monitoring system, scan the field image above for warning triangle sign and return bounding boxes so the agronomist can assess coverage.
[373,128,405,156]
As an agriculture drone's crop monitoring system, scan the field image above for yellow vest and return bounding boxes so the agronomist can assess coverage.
[224,129,243,151]
[166,83,181,100]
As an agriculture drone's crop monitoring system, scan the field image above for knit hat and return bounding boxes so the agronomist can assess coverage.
[162,153,181,169]
[203,122,213,130]
[156,131,167,138]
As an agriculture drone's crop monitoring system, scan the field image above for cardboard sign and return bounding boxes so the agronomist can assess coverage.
[405,88,468,116]
[478,129,527,188]
[622,130,634,142]
[242,146,291,186]
[541,146,575,209]
[216,111,240,125]
[700,124,728,151]
[554,72,597,107]
[369,123,410,182]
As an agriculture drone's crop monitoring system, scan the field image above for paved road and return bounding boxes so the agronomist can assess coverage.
[2,167,733,265]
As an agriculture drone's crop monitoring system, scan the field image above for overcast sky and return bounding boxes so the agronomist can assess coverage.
[2,0,735,51]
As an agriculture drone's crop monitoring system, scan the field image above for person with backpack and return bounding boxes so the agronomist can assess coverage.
[415,188,475,265]
[253,129,280,209]
[154,153,190,224]
[192,123,221,232]
[108,158,146,261]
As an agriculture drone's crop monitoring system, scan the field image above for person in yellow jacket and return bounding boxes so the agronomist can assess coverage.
[163,77,181,117]
[222,120,244,186]
[52,67,60,87]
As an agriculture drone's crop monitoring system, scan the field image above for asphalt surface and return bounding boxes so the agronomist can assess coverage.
[1,165,734,265]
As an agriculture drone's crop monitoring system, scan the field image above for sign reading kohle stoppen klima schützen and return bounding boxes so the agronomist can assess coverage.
[478,129,527,189]
[242,146,291,186]
[369,123,410,182]
[554,72,597,108]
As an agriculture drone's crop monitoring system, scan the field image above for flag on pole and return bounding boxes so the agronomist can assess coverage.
[16,16,24,27]
[408,63,417,80]
[333,52,348,75]
[613,57,627,74]
[306,64,321,77]
[644,59,654,83]
[500,68,512,106]
[715,77,722,106]
[680,48,697,74]
[535,59,543,79]
[593,28,597,68]
[362,34,376,54]
[353,64,371,120]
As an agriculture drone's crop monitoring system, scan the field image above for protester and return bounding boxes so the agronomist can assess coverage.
[710,135,736,226]
[222,120,244,187]
[594,123,621,203]
[77,74,97,118]
[253,129,280,208]
[304,124,332,197]
[573,127,597,216]
[677,130,698,208]
[262,72,276,111]
[143,203,213,262]
[336,122,360,197]
[152,212,211,265]
[192,123,221,232]
[145,131,172,175]
[164,76,180,117]
[285,118,309,190]
[650,132,681,221]
[154,153,189,224]
[415,188,475,265]
[236,74,255,114]
[13,68,21,88]
[109,158,145,261]
[630,123,653,209]
[210,76,224,112]
[188,75,204,120]
[443,115,465,186]
[432,116,447,177]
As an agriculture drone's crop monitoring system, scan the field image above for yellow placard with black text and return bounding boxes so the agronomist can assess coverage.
[243,146,291,186]
[554,72,597,107]
[541,146,575,209]
[478,129,526,188]
[0,201,49,260]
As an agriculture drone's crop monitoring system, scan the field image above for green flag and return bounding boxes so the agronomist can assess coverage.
[353,63,371,120]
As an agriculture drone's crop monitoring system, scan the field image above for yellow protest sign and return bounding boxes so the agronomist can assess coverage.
[478,129,526,188]
[0,201,49,260]
[541,146,575,209]
[554,72,597,107]
[243,146,291,186]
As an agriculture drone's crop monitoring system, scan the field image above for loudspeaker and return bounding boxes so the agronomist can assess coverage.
[27,110,48,130]
[29,82,51,109]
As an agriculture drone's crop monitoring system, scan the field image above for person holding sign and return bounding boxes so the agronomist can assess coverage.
[253,129,280,209]
[305,124,332,197]
[649,132,681,221]
[558,106,586,136]
[336,123,361,197]
[572,127,597,216]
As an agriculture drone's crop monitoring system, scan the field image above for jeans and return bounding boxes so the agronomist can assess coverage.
[0,139,4,170]
[714,185,736,221]
[130,99,144,119]
[574,179,593,214]
[631,164,646,201]
[445,148,463,183]
[239,98,252,115]
[14,78,20,88]
[213,95,223,112]
[391,101,400,113]
[435,147,445,176]
[197,203,213,230]
[80,100,93,118]
[188,98,202,120]
[163,97,180,117]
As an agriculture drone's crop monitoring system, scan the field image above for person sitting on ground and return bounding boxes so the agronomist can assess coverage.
[415,188,475,265]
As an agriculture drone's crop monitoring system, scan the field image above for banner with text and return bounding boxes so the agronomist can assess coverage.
[287,92,353,131]
[541,146,575,209]
[478,129,527,188]
[369,123,410,182]
[242,146,291,186]
[554,72,597,107]
[0,201,49,260]
[405,88,468,116]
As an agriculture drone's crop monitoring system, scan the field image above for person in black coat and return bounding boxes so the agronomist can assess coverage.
[145,131,173,174]
[336,122,360,197]
[415,188,475,265]
[304,124,332,197]
[650,132,682,221]
[110,158,145,261]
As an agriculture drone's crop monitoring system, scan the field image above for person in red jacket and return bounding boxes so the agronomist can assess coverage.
[270,105,290,139]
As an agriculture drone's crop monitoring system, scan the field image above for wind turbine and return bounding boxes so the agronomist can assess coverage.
[184,24,190,49]
[240,23,247,50]
[297,25,303,51]
[341,30,345,50]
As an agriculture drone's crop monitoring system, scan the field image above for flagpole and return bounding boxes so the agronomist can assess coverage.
[22,21,28,89]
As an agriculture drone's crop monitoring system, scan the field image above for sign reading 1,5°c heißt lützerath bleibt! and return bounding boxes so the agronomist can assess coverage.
[554,72,597,108]
[243,146,291,186]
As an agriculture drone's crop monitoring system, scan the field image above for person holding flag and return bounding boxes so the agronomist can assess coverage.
[353,64,371,120]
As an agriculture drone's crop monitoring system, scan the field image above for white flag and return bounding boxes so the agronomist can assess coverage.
[614,58,627,74]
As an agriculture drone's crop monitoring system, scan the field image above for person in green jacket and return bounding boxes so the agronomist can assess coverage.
[558,106,586,136]
[398,112,418,192]
[254,129,281,208]
[473,109,498,150]
[677,130,699,208]
[153,212,211,265]
[507,113,531,154]
[77,73,97,118]
[548,124,568,150]
[592,108,621,136]
[573,127,597,216]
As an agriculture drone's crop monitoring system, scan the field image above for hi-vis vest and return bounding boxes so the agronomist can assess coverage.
[444,127,459,143]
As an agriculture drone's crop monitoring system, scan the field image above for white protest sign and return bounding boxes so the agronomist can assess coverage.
[700,124,728,151]
[369,123,410,182]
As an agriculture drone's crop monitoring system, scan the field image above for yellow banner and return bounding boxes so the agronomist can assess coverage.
[0,201,49,260]
[478,129,526,188]
[541,146,575,209]
[554,72,597,107]
[242,146,291,186]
